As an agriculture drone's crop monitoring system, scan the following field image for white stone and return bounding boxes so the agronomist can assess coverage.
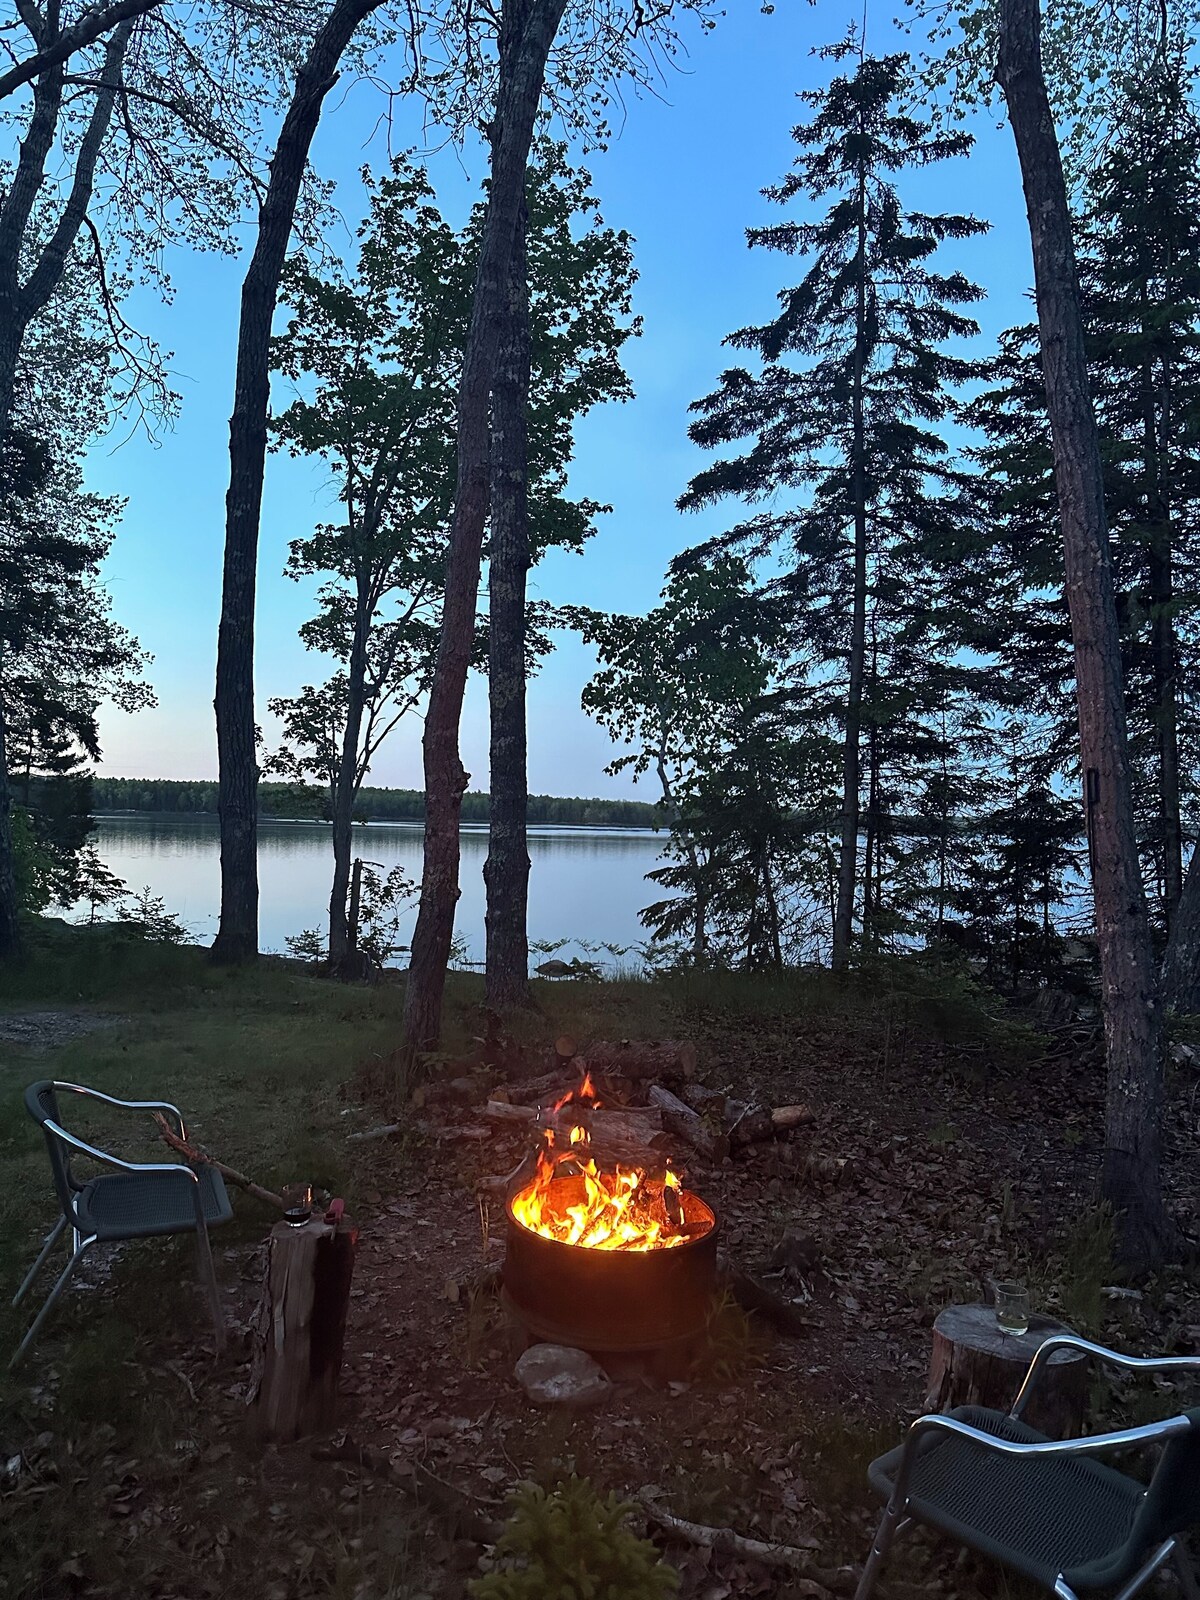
[514,1343,611,1407]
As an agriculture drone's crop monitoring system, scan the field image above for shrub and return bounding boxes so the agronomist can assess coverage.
[469,1478,678,1600]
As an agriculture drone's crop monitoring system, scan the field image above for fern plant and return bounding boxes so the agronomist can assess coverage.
[469,1477,679,1600]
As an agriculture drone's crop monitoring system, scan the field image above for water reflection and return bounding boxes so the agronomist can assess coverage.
[89,815,667,964]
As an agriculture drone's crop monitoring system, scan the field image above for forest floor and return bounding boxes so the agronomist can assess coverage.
[0,920,1196,1600]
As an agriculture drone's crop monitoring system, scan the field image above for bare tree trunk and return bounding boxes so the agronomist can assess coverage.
[211,0,382,965]
[0,646,20,960]
[1163,844,1200,1012]
[1140,346,1182,923]
[401,0,568,1058]
[484,192,532,1012]
[998,0,1169,1267]
[655,738,706,965]
[832,151,869,970]
[328,582,371,964]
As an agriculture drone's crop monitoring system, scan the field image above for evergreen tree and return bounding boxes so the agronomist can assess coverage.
[1083,56,1200,924]
[677,39,987,968]
[575,561,831,967]
[960,55,1200,937]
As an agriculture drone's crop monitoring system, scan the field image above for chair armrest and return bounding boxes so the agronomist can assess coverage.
[53,1081,187,1139]
[887,1412,1195,1510]
[1011,1333,1200,1420]
[45,1118,199,1182]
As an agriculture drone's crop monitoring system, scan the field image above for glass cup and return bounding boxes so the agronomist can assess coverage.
[282,1182,313,1227]
[995,1279,1031,1335]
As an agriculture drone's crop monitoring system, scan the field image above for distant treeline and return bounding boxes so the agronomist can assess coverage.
[91,777,662,830]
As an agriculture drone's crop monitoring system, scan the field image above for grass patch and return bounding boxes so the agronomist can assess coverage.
[0,923,454,1599]
[0,927,430,1395]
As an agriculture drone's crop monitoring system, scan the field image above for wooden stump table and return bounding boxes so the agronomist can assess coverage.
[924,1303,1088,1438]
[247,1210,358,1443]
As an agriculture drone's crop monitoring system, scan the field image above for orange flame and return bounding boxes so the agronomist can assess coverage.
[551,1070,600,1113]
[510,1116,699,1252]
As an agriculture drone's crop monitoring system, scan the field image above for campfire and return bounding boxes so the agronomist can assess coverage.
[508,1073,715,1253]
[502,1067,720,1353]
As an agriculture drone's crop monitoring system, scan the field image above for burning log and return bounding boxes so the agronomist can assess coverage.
[499,1067,587,1106]
[647,1084,729,1163]
[247,1207,358,1443]
[485,1099,664,1143]
[573,1040,697,1082]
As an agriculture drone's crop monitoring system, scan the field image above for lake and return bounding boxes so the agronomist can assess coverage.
[88,814,669,967]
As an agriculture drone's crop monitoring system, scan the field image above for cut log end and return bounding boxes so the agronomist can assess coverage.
[924,1303,1087,1437]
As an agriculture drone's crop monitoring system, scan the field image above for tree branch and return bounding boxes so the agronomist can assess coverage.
[21,18,133,318]
[0,0,160,103]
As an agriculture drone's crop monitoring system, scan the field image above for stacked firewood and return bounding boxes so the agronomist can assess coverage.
[454,1037,816,1195]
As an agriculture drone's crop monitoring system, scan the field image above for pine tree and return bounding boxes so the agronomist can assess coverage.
[961,55,1200,939]
[1082,55,1200,927]
[677,38,987,968]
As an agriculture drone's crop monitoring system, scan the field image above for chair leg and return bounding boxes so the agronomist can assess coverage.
[10,1236,96,1369]
[12,1216,66,1306]
[194,1221,224,1356]
[855,1503,903,1600]
[1109,1539,1177,1600]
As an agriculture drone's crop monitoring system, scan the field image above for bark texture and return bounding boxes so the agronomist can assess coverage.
[401,0,567,1057]
[998,0,1169,1265]
[484,192,532,1011]
[211,0,382,964]
[1162,844,1200,1012]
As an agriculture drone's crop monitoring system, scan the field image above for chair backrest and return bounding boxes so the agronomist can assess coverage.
[25,1080,79,1219]
[1130,1410,1200,1547]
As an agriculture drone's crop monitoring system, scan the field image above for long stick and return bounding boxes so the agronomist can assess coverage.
[152,1113,286,1210]
[638,1490,853,1592]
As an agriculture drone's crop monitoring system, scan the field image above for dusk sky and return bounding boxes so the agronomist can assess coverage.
[87,1,1034,799]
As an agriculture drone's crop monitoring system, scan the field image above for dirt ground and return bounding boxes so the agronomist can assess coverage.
[3,980,1197,1600]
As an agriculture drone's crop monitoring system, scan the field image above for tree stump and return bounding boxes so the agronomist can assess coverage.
[248,1212,358,1443]
[924,1303,1087,1437]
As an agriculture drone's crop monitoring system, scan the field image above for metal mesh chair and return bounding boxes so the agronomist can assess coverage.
[855,1334,1200,1600]
[11,1081,233,1368]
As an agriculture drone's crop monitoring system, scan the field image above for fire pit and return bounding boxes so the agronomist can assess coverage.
[502,1078,720,1352]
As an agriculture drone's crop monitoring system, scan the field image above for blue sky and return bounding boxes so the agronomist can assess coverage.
[85,0,1034,798]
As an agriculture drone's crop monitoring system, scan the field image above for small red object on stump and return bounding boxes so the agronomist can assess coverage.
[248,1207,358,1443]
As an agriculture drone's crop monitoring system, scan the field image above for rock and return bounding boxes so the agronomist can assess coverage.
[514,1344,611,1407]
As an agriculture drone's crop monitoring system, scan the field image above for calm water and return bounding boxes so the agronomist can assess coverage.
[87,814,668,966]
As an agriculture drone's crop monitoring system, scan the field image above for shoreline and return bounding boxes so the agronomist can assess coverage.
[91,810,665,836]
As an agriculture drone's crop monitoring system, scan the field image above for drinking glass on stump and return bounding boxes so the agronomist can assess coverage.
[282,1183,313,1227]
[994,1279,1030,1335]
